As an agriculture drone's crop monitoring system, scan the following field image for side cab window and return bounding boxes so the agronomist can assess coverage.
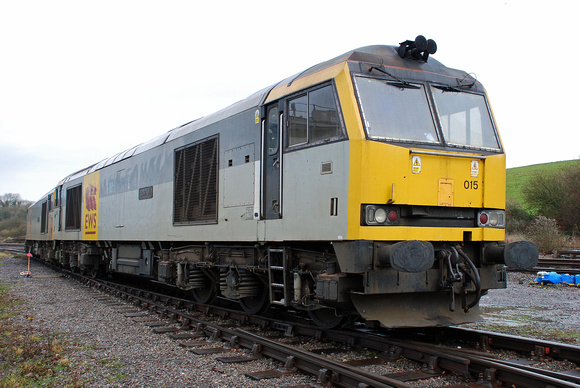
[286,83,345,149]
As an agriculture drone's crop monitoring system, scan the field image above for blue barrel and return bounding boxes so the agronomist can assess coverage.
[575,274,580,285]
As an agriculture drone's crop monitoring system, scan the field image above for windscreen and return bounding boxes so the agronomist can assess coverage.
[354,76,439,143]
[432,88,500,150]
[354,75,501,151]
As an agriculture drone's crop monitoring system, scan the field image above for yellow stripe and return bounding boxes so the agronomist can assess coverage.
[354,226,505,242]
[265,62,348,102]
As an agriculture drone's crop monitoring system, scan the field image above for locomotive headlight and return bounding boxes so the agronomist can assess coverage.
[374,208,388,224]
[477,210,505,228]
[363,205,400,226]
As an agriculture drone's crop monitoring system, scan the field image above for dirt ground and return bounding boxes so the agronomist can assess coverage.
[462,271,580,345]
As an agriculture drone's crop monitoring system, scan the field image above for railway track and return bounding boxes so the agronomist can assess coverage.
[0,242,26,255]
[554,249,580,258]
[508,255,580,275]
[4,248,579,386]
[67,268,579,387]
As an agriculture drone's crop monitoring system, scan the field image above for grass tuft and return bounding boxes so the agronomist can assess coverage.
[0,280,85,387]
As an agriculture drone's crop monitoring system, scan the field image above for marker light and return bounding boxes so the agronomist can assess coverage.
[477,210,505,228]
[479,213,488,225]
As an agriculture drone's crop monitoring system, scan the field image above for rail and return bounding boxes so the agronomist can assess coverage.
[10,252,580,387]
[82,272,580,387]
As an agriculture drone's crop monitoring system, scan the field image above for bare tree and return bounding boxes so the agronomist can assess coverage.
[0,193,23,207]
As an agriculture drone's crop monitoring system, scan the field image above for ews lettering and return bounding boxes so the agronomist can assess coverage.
[85,213,97,229]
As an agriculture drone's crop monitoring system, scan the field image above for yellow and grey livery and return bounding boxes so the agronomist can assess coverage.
[27,37,538,328]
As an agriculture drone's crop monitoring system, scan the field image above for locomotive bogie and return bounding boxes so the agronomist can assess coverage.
[26,40,539,328]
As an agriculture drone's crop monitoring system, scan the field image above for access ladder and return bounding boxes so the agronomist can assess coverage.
[267,248,289,306]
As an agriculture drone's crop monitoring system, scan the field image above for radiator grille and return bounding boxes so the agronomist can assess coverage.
[173,136,218,225]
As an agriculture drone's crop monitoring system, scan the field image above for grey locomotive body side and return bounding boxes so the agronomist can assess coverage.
[27,41,538,328]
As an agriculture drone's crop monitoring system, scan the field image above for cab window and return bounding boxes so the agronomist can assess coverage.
[287,84,343,148]
[432,88,500,150]
[267,106,279,155]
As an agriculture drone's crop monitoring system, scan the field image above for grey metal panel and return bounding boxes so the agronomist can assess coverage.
[95,96,349,243]
[103,152,123,167]
[132,132,172,156]
[264,141,349,242]
[26,200,43,241]
[88,158,107,174]
[223,144,255,208]
[96,107,262,242]
[72,85,268,184]
[108,144,139,165]
[99,144,172,199]
[166,86,270,143]
[64,166,92,183]
[223,163,254,208]
[112,245,152,275]
[122,145,138,159]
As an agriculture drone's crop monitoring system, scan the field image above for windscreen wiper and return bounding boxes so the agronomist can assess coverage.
[386,81,420,89]
[368,66,414,88]
[433,84,463,93]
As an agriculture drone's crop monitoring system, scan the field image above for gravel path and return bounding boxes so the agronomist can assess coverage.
[0,255,312,387]
[1,254,579,387]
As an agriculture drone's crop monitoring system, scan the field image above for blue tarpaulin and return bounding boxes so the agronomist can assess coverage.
[532,271,580,285]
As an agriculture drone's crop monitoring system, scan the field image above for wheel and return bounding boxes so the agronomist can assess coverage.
[309,308,346,329]
[190,268,218,304]
[239,283,270,315]
[192,284,218,304]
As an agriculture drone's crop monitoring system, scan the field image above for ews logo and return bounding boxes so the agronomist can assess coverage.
[83,173,100,240]
[85,184,97,212]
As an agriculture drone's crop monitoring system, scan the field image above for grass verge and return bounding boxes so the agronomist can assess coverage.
[0,281,87,387]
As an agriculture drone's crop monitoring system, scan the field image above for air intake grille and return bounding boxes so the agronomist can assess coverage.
[174,135,218,225]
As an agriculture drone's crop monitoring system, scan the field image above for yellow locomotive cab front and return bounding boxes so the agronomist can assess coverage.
[326,39,539,327]
[347,142,507,243]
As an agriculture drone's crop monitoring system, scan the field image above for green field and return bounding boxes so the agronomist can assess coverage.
[506,159,579,205]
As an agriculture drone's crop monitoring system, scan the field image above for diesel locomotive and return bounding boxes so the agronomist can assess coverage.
[26,36,538,328]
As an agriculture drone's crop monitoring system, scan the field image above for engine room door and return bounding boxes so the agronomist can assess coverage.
[262,104,282,219]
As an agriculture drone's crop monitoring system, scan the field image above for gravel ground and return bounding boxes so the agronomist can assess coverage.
[463,270,580,345]
[0,255,313,387]
[1,254,579,387]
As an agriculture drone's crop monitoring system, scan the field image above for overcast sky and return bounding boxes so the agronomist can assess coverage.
[1,0,578,201]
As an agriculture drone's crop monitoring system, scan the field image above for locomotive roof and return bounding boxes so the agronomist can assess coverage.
[280,44,462,84]
[58,44,475,188]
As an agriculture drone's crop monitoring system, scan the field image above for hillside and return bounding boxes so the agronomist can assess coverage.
[506,159,579,205]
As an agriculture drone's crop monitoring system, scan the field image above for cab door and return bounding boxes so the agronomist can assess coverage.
[262,104,282,219]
